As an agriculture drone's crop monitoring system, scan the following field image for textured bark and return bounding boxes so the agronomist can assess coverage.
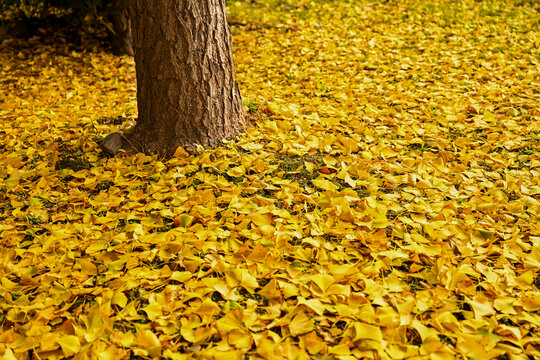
[128,0,245,155]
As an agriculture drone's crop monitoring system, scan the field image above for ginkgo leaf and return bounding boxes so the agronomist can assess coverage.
[310,274,334,293]
[112,291,128,308]
[142,302,163,321]
[163,349,191,360]
[289,311,314,337]
[250,212,273,227]
[177,214,193,227]
[468,297,496,320]
[134,329,162,357]
[297,297,326,316]
[311,178,339,192]
[169,269,192,282]
[57,335,81,357]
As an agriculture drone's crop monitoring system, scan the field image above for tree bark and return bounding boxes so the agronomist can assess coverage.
[127,0,245,155]
[109,0,133,56]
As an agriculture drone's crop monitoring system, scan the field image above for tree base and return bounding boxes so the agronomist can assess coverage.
[99,130,204,157]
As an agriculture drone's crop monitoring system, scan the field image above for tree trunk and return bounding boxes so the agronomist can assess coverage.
[109,0,133,56]
[127,0,245,155]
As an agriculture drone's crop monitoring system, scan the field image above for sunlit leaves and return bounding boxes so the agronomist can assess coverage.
[0,0,539,359]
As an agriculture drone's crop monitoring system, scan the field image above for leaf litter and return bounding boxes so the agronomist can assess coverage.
[0,0,539,359]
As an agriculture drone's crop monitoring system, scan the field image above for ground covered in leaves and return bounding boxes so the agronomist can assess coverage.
[1,0,539,359]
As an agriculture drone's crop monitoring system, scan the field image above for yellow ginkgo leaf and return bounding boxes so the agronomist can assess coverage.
[289,311,314,337]
[312,178,338,192]
[57,335,81,357]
